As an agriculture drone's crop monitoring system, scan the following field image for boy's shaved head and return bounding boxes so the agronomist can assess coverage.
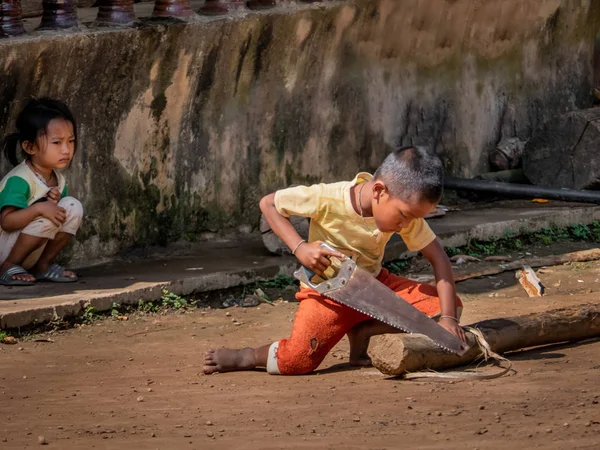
[374,146,444,204]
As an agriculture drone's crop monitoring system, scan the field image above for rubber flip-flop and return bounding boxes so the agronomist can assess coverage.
[35,263,78,283]
[0,265,36,286]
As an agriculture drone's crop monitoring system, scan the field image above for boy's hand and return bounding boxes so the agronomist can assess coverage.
[46,188,61,204]
[439,317,467,343]
[295,240,346,276]
[35,202,67,227]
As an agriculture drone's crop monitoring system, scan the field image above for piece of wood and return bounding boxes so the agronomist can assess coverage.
[412,248,600,284]
[483,255,512,262]
[522,107,600,190]
[453,248,600,283]
[450,254,480,263]
[370,304,600,376]
[516,265,544,297]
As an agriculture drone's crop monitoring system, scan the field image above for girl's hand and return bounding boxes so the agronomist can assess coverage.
[294,240,346,276]
[439,317,467,343]
[46,188,61,204]
[35,202,66,227]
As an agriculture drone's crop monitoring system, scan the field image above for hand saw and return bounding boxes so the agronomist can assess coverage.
[293,243,469,356]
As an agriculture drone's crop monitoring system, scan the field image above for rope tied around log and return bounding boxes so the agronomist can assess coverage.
[403,327,513,381]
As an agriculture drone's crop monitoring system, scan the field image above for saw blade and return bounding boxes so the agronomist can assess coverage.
[296,258,468,356]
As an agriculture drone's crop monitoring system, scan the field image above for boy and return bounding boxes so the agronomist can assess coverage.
[203,146,466,375]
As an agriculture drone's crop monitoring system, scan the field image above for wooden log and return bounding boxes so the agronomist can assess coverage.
[0,0,26,37]
[522,107,600,190]
[370,304,600,376]
[452,248,600,283]
[414,248,600,285]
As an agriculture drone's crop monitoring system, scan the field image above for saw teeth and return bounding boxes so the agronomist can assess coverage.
[345,305,460,354]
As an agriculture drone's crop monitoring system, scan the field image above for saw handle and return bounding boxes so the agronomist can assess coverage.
[293,242,346,289]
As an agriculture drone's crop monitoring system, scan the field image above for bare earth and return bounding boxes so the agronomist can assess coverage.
[1,259,600,449]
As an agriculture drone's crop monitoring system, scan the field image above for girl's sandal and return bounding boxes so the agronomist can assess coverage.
[0,265,36,286]
[35,264,78,283]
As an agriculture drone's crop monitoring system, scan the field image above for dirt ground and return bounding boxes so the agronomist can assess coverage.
[1,255,600,449]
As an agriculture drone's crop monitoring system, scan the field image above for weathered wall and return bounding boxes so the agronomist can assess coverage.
[1,0,599,265]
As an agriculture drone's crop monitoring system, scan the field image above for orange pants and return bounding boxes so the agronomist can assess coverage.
[266,269,463,375]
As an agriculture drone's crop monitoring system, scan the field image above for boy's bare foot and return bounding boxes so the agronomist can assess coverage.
[347,319,400,367]
[349,352,373,367]
[347,326,373,367]
[0,262,35,283]
[203,348,258,374]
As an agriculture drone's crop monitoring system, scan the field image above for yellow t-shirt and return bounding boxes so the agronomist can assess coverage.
[274,172,436,276]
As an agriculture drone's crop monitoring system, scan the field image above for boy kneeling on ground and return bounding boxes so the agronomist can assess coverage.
[204,146,466,375]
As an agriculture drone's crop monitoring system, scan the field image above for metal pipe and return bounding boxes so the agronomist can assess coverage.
[444,177,600,204]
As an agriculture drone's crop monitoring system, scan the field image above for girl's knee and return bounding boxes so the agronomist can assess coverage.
[23,217,59,239]
[58,197,83,219]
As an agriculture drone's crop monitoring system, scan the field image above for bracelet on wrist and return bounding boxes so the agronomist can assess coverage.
[291,239,306,255]
[440,315,459,323]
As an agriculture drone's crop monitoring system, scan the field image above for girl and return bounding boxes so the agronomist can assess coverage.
[0,98,83,286]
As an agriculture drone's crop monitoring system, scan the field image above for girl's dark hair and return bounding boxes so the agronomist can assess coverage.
[2,98,77,167]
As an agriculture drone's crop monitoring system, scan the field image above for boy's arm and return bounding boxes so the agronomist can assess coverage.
[420,238,467,343]
[260,193,344,276]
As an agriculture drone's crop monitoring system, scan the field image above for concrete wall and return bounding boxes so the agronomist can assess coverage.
[0,0,598,265]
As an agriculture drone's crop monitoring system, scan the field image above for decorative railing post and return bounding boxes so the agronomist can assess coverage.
[199,0,246,16]
[152,0,194,18]
[0,0,26,37]
[247,0,275,10]
[95,0,136,26]
[38,0,79,30]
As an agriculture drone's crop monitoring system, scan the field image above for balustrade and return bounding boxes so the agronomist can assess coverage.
[152,0,194,18]
[0,0,25,37]
[38,0,79,30]
[95,0,135,26]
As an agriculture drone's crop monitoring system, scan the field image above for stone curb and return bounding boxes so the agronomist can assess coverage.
[0,260,298,330]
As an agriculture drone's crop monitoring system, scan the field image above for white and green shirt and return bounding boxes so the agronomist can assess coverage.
[0,161,67,211]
